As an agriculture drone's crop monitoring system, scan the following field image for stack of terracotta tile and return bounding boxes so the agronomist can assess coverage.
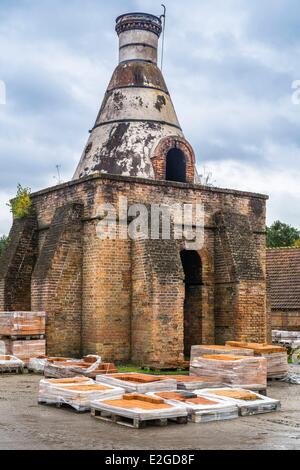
[200,387,281,416]
[190,354,267,391]
[90,392,188,427]
[0,312,45,336]
[272,330,300,343]
[44,356,117,379]
[96,372,176,393]
[148,390,239,423]
[191,345,254,360]
[27,356,48,373]
[157,375,223,391]
[38,376,124,411]
[0,312,46,365]
[226,341,288,379]
[1,339,46,364]
[0,355,24,373]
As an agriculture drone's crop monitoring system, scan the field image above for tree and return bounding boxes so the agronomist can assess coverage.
[0,235,8,257]
[293,239,300,248]
[267,221,300,248]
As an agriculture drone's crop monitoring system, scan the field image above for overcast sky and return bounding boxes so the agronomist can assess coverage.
[1,0,300,236]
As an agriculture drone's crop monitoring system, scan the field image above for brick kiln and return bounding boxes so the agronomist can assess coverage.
[0,12,269,368]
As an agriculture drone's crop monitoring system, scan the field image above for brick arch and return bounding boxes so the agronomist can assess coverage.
[152,136,196,183]
[177,243,212,285]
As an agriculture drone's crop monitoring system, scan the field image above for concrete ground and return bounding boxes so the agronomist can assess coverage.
[0,369,300,450]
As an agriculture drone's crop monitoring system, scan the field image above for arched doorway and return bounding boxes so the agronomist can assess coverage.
[166,148,186,182]
[180,250,203,359]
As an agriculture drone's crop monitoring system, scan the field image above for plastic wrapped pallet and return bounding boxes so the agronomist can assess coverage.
[0,339,6,354]
[226,341,288,379]
[148,390,239,423]
[40,376,93,387]
[96,373,177,393]
[2,339,46,364]
[200,388,281,416]
[44,359,90,378]
[191,345,254,361]
[272,330,300,342]
[28,356,48,373]
[190,355,267,390]
[262,353,289,378]
[38,377,124,411]
[0,355,24,373]
[90,393,188,428]
[0,312,46,336]
[157,375,223,391]
[43,356,117,379]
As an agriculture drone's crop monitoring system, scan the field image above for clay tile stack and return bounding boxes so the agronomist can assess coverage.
[96,372,177,393]
[0,312,45,336]
[226,341,288,379]
[200,387,281,416]
[0,312,46,366]
[157,374,223,390]
[190,354,267,391]
[148,390,239,423]
[38,377,124,411]
[90,392,188,427]
[0,354,24,373]
[44,355,117,379]
[191,345,254,360]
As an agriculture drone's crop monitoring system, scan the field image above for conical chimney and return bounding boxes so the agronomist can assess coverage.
[73,12,196,183]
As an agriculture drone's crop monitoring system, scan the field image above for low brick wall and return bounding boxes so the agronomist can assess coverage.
[271,310,300,331]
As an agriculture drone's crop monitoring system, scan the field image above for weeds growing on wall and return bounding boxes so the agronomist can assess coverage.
[8,184,34,219]
[0,235,9,257]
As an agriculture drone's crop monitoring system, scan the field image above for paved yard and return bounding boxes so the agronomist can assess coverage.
[0,371,300,450]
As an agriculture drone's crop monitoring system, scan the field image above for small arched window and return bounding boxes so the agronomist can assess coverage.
[166,148,186,183]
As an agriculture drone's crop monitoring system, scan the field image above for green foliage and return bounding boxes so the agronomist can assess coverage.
[293,239,300,248]
[0,235,9,257]
[116,364,189,375]
[267,220,300,248]
[8,184,33,219]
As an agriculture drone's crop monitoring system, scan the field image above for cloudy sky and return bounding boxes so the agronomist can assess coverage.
[1,0,300,235]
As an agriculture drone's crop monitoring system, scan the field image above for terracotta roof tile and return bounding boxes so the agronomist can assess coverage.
[267,248,300,309]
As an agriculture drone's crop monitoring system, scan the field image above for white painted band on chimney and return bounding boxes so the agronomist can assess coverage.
[119,30,158,64]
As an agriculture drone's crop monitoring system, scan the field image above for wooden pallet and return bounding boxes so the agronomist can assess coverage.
[255,388,267,396]
[2,334,45,341]
[239,401,281,416]
[191,410,238,423]
[91,408,188,429]
[237,385,268,396]
[0,366,24,374]
[27,369,43,375]
[38,399,89,413]
[267,376,288,382]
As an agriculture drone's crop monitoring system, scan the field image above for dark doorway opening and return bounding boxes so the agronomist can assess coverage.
[166,148,186,183]
[180,250,203,359]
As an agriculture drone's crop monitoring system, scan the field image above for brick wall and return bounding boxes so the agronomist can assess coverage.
[81,220,132,361]
[152,136,196,183]
[271,310,300,331]
[1,173,268,365]
[184,285,203,357]
[131,238,185,368]
[234,280,267,342]
[0,215,37,311]
[31,204,83,357]
[214,210,267,344]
